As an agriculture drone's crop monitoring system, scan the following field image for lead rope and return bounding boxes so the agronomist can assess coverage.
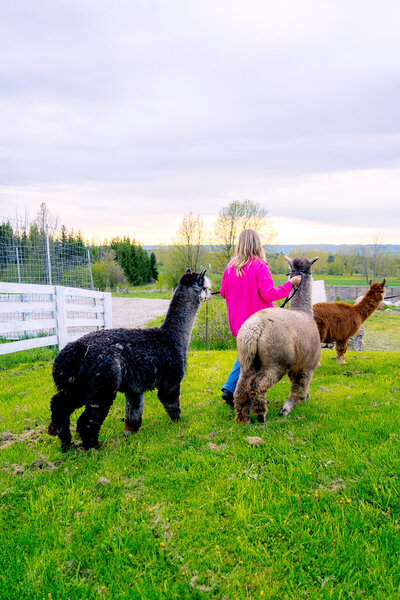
[280,285,299,309]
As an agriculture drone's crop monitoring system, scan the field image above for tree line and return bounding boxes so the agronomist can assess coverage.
[154,201,400,288]
[0,203,159,290]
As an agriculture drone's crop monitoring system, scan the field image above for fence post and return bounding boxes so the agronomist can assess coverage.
[46,226,52,285]
[103,292,112,329]
[16,246,21,283]
[87,248,94,290]
[55,286,68,350]
[205,301,208,351]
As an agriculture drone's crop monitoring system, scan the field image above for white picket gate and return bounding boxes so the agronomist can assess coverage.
[0,282,112,356]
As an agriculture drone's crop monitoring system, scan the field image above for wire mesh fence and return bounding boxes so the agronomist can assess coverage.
[0,216,94,289]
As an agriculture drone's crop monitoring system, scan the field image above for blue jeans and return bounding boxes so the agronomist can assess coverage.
[221,357,240,394]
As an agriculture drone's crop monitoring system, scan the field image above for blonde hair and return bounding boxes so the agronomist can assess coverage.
[232,229,266,276]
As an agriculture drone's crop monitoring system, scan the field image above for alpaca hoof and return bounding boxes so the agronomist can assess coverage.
[167,408,181,421]
[60,436,72,452]
[48,422,57,436]
[124,418,142,435]
[235,414,251,425]
[279,407,289,417]
[80,435,100,450]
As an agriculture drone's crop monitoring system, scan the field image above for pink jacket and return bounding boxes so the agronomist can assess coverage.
[220,258,293,337]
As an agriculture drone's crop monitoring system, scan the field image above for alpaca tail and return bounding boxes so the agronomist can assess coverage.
[236,320,265,372]
[52,339,87,390]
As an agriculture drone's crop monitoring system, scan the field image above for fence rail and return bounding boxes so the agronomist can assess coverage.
[0,282,112,356]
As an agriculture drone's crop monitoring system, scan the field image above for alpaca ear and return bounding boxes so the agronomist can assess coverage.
[309,257,319,265]
[369,279,372,286]
[185,268,191,274]
[198,268,207,280]
[382,278,386,286]
[284,256,293,269]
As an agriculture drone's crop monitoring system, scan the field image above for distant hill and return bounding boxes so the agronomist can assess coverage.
[268,244,400,255]
[145,244,400,255]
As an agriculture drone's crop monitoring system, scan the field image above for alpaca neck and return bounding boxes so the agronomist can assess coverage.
[161,285,200,350]
[289,275,313,315]
[353,290,381,322]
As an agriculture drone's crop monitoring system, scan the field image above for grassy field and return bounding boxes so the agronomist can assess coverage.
[145,299,399,353]
[364,310,400,352]
[111,275,400,300]
[112,288,172,300]
[1,347,400,599]
[272,274,400,287]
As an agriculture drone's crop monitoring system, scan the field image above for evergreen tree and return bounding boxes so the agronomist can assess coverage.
[149,252,158,280]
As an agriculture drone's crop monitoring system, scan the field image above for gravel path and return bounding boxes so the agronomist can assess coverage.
[112,297,170,329]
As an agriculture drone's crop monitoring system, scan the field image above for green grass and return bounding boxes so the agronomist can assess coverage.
[112,286,172,299]
[147,300,399,353]
[364,310,400,352]
[272,274,400,287]
[111,275,400,300]
[1,349,400,599]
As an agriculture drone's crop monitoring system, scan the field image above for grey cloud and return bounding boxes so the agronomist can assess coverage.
[0,0,400,236]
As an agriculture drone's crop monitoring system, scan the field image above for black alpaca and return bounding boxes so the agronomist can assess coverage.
[48,269,211,451]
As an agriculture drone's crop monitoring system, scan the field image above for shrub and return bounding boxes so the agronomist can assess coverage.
[191,297,236,350]
[91,258,127,291]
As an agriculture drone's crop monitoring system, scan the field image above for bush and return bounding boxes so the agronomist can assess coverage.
[91,259,127,291]
[191,297,236,350]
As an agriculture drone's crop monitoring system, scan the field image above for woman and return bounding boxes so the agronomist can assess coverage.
[220,229,301,406]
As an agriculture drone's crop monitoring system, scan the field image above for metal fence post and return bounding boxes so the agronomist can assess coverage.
[205,301,209,351]
[16,246,21,283]
[87,248,94,290]
[46,226,52,285]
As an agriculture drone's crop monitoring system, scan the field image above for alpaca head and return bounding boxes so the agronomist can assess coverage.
[368,279,386,300]
[284,256,319,278]
[180,268,212,302]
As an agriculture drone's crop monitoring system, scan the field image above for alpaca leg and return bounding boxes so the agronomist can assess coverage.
[280,370,314,416]
[76,395,115,449]
[157,384,181,421]
[336,339,349,365]
[124,392,144,436]
[48,390,83,452]
[248,367,284,423]
[233,371,253,425]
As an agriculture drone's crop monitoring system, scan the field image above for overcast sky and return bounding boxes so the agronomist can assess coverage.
[1,0,399,245]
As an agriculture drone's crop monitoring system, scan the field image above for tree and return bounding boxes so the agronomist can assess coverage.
[212,200,276,271]
[110,236,154,286]
[33,202,59,237]
[149,252,158,280]
[163,213,208,287]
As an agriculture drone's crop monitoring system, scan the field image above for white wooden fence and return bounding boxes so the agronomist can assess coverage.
[0,282,112,356]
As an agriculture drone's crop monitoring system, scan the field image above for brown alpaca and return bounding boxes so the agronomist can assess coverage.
[234,257,321,424]
[313,279,386,365]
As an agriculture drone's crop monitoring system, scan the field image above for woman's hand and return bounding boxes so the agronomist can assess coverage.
[289,275,302,286]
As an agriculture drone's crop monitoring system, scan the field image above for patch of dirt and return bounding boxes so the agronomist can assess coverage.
[0,427,44,450]
[97,477,111,486]
[326,479,347,492]
[112,298,170,329]
[29,454,60,471]
[208,442,224,451]
[246,436,264,446]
